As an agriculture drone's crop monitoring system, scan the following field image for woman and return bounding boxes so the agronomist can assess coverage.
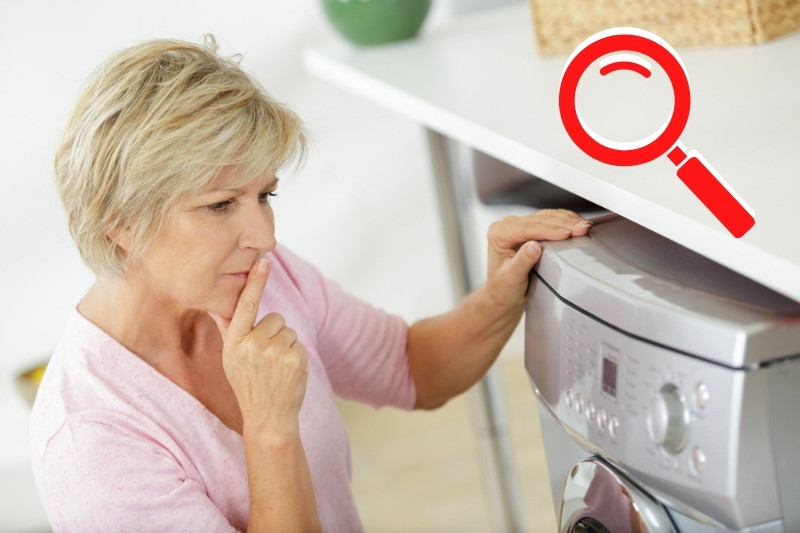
[30,37,591,532]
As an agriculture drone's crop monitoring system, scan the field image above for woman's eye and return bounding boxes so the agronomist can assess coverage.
[204,190,275,213]
[259,191,278,204]
[206,200,232,213]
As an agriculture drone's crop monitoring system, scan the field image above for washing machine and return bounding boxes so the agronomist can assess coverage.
[524,215,800,532]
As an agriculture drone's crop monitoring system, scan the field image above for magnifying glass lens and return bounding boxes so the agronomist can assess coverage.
[559,28,755,238]
[575,57,675,148]
[559,31,691,166]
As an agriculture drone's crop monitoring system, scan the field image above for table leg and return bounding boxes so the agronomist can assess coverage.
[425,128,526,533]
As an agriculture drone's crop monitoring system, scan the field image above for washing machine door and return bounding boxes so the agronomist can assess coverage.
[560,458,676,533]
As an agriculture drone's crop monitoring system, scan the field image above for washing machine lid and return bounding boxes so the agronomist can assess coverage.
[534,215,800,368]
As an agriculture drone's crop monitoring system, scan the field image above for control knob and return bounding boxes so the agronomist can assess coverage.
[647,383,690,454]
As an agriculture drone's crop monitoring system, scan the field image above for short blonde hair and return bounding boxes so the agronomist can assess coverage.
[55,36,306,278]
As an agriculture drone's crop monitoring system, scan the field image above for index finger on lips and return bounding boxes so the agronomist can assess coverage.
[227,255,270,341]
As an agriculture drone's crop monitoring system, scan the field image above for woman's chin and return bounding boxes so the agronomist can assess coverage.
[217,298,241,322]
[206,286,249,325]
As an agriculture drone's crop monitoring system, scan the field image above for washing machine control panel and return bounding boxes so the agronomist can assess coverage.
[525,216,795,529]
[548,304,751,496]
[646,383,690,455]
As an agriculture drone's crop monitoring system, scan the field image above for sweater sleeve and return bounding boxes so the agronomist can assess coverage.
[41,412,239,533]
[271,247,417,410]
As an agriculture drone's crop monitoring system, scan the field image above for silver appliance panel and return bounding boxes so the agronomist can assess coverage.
[534,216,800,368]
[560,457,676,532]
[525,216,800,532]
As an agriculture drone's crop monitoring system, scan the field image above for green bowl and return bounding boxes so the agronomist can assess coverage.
[321,0,432,46]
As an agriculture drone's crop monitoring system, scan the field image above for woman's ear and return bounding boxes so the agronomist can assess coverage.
[106,225,132,253]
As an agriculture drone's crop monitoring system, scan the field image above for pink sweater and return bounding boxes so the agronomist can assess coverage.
[29,246,417,532]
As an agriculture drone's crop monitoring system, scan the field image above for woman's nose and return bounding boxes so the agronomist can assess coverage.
[239,202,276,251]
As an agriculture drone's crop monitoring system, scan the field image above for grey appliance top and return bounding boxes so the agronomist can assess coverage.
[534,215,800,368]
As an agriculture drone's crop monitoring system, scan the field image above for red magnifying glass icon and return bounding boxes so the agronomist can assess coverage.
[559,27,755,238]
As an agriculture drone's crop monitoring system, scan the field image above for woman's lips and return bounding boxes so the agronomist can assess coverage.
[227,271,250,281]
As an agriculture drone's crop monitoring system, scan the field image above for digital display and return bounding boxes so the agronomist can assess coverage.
[602,356,618,398]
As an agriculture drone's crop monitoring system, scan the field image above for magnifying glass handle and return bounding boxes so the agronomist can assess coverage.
[667,145,755,238]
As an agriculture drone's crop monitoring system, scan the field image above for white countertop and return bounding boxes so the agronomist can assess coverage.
[305,4,800,303]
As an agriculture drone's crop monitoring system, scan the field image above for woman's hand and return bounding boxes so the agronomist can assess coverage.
[210,256,309,434]
[485,208,591,310]
[407,209,591,409]
[211,257,321,531]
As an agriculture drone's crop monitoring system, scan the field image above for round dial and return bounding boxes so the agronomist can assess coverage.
[647,383,690,454]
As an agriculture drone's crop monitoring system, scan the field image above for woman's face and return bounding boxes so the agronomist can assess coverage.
[124,167,278,321]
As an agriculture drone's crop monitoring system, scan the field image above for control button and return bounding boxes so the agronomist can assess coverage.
[565,388,574,408]
[586,400,595,422]
[692,447,707,474]
[598,408,608,429]
[647,383,691,455]
[695,382,710,410]
[576,393,584,414]
[609,415,620,437]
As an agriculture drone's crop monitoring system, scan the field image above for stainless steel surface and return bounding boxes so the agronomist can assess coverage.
[425,128,526,533]
[533,215,800,368]
[560,458,675,533]
[646,383,690,455]
[760,360,800,531]
[525,215,800,532]
[536,401,786,533]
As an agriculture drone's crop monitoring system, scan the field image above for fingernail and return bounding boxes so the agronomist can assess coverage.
[578,219,593,227]
[526,241,542,257]
[256,256,269,274]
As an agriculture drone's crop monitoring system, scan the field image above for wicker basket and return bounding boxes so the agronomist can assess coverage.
[529,0,800,55]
